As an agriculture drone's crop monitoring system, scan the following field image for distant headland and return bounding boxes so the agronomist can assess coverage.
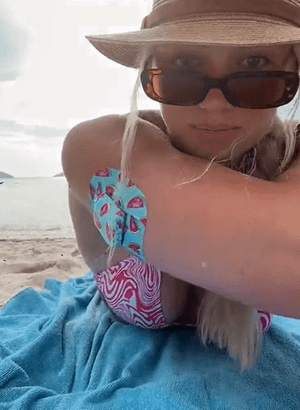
[0,172,65,180]
[0,172,14,179]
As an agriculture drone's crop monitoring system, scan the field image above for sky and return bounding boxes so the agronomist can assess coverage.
[0,0,299,177]
[0,0,157,177]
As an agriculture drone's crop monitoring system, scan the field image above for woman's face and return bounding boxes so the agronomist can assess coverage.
[157,44,298,161]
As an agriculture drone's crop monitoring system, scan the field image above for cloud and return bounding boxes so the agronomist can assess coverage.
[0,119,68,139]
[0,119,69,177]
[0,1,32,81]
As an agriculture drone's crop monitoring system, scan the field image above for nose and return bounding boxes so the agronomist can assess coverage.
[197,86,233,109]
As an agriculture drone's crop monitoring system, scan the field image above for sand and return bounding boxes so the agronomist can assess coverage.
[0,237,89,310]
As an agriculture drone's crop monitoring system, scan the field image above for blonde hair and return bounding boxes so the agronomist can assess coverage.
[105,42,300,371]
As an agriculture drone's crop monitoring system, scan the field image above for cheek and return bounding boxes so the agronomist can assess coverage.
[240,109,277,136]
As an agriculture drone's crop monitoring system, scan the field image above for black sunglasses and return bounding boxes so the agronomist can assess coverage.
[141,67,299,109]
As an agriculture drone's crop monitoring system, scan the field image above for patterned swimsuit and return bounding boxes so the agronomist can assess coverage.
[89,168,272,332]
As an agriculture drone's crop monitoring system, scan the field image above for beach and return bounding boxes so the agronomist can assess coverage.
[0,177,90,309]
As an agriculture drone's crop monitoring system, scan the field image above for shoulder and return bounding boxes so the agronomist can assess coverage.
[62,114,127,209]
[62,114,126,168]
[61,110,168,210]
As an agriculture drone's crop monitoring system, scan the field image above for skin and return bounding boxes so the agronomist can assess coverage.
[109,44,299,325]
[62,43,300,326]
[155,43,299,323]
[157,44,298,162]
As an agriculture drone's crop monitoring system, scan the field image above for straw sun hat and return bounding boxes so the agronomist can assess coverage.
[86,0,300,68]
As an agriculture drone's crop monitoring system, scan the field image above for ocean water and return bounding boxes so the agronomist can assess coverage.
[0,177,75,239]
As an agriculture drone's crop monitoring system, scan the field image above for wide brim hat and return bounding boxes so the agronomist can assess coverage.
[86,0,300,69]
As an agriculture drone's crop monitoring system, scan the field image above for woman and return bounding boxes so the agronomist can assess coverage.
[62,0,300,369]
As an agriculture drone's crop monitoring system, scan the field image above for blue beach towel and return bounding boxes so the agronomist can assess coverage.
[0,271,300,410]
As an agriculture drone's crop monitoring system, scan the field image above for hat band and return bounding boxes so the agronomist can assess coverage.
[141,0,300,30]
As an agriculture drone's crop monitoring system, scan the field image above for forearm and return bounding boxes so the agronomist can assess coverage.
[62,115,300,317]
[129,122,300,317]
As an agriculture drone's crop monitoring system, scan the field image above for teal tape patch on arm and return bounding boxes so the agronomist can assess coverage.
[89,168,148,262]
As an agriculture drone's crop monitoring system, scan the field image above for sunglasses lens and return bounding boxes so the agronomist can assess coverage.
[227,75,293,108]
[144,69,206,105]
[141,69,298,108]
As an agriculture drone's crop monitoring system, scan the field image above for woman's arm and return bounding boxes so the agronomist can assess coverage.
[62,114,300,318]
[129,119,300,318]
